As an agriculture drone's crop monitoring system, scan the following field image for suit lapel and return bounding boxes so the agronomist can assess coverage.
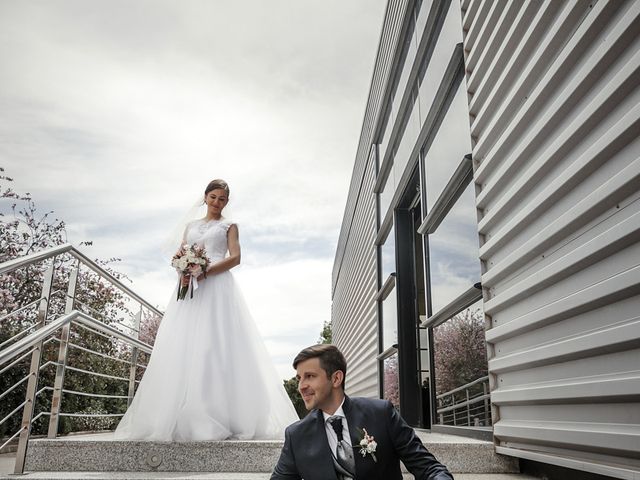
[343,396,368,479]
[312,409,339,480]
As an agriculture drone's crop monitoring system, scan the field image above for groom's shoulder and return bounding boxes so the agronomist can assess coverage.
[349,396,392,410]
[285,410,318,435]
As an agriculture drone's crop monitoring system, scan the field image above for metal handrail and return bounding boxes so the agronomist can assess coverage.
[0,322,41,349]
[65,365,130,382]
[0,310,152,366]
[436,376,491,427]
[436,375,489,399]
[0,374,30,402]
[61,389,130,400]
[0,309,153,472]
[0,348,35,375]
[437,393,490,414]
[0,243,162,316]
[0,244,160,474]
[67,342,133,365]
[0,297,44,325]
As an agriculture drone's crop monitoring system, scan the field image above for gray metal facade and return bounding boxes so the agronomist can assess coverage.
[464,0,640,477]
[333,0,639,477]
[332,0,411,398]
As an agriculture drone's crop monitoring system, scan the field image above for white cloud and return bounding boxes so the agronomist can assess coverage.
[0,0,386,381]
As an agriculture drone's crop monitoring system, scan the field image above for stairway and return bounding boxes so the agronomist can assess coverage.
[0,431,540,479]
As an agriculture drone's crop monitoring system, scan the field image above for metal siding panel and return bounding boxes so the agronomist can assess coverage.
[466,1,528,95]
[464,0,507,72]
[333,158,379,399]
[333,0,410,290]
[465,0,640,475]
[333,0,419,401]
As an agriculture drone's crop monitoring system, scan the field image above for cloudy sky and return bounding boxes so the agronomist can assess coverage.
[0,1,387,379]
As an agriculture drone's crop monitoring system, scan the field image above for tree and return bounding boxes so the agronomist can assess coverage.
[432,307,488,396]
[282,377,306,419]
[318,319,332,344]
[382,354,400,409]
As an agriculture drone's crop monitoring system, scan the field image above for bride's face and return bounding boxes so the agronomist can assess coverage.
[204,188,228,216]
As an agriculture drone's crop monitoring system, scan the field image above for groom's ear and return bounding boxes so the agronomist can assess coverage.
[331,370,345,389]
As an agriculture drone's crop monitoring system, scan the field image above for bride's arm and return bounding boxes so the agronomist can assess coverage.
[204,224,241,276]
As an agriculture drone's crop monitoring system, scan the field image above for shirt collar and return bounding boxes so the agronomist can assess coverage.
[322,396,346,423]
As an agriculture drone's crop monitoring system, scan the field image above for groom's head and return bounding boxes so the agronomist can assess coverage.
[294,344,347,413]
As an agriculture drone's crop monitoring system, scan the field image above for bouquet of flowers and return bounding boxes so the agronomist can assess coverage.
[172,243,211,300]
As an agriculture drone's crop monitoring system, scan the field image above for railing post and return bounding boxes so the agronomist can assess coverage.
[452,394,457,426]
[47,265,79,438]
[127,306,142,407]
[483,381,489,426]
[466,389,471,426]
[14,262,54,474]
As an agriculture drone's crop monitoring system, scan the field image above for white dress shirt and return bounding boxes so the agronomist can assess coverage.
[322,397,352,458]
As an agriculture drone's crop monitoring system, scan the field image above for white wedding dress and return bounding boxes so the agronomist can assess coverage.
[114,218,298,441]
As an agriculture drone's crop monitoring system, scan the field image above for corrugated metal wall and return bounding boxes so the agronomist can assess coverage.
[332,0,410,398]
[463,0,640,477]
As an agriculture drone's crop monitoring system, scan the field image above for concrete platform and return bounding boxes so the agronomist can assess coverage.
[20,431,518,474]
[1,430,525,478]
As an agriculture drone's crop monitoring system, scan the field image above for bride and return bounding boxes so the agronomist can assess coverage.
[114,179,298,441]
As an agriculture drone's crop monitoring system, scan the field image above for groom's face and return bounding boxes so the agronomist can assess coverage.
[296,358,342,412]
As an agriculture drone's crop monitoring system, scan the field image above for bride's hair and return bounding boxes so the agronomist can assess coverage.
[205,179,230,197]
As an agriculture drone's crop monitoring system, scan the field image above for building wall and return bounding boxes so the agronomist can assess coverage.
[332,0,411,398]
[462,0,640,477]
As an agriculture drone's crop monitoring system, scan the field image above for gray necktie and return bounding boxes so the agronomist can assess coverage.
[328,415,356,479]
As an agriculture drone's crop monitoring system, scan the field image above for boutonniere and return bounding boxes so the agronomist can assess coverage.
[357,428,377,462]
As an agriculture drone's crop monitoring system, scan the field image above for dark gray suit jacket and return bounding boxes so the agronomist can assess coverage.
[271,396,454,480]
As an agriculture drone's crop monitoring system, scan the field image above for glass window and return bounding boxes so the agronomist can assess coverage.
[379,1,421,174]
[382,353,400,409]
[378,108,394,165]
[423,82,472,211]
[417,0,465,126]
[418,325,430,392]
[393,87,422,185]
[380,225,396,281]
[415,0,432,38]
[432,300,489,426]
[378,166,395,222]
[427,182,480,314]
[381,285,398,351]
[394,12,418,121]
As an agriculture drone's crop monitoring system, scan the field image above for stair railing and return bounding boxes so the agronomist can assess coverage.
[0,244,160,474]
[436,375,491,427]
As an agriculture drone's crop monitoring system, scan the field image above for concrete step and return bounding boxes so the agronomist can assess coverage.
[19,431,519,475]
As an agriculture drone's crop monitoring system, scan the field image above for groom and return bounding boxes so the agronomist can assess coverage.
[271,344,454,480]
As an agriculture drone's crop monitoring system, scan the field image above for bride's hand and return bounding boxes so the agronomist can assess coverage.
[196,265,213,282]
[180,274,190,287]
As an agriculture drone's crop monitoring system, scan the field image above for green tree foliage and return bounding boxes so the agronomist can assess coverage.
[318,320,332,344]
[0,168,161,441]
[282,377,306,419]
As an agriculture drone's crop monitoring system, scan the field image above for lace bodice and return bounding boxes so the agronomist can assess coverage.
[185,218,234,262]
